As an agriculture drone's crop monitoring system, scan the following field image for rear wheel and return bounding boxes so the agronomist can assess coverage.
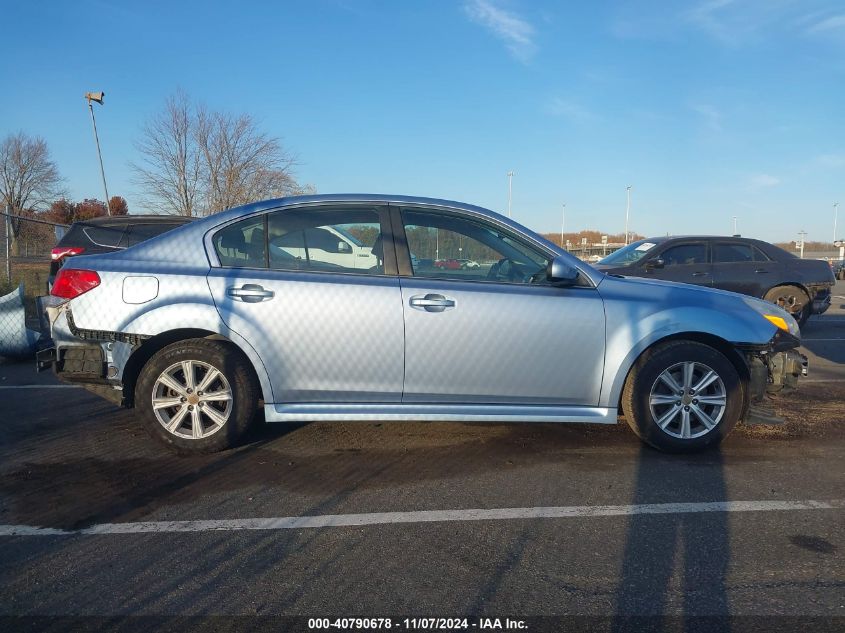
[622,341,743,453]
[764,285,810,327]
[135,338,258,454]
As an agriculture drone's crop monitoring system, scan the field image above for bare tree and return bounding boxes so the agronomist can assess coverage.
[131,91,202,216]
[133,92,302,216]
[0,132,64,255]
[196,108,298,213]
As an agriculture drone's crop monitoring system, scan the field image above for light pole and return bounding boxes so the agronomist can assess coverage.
[798,231,807,259]
[560,203,566,248]
[732,216,738,235]
[85,91,111,216]
[507,171,514,218]
[625,185,632,245]
[834,202,839,244]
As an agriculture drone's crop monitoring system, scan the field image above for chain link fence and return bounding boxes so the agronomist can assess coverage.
[1,211,68,355]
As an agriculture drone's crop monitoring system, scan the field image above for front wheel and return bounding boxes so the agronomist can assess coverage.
[622,341,744,453]
[135,338,259,454]
[764,285,810,327]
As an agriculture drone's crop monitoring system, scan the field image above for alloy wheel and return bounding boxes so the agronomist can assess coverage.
[151,360,233,439]
[648,361,727,439]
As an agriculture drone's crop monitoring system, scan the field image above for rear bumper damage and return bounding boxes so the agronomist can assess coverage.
[810,285,832,316]
[36,301,135,406]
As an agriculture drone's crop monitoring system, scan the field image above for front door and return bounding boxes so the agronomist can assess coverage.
[395,207,606,406]
[640,241,712,287]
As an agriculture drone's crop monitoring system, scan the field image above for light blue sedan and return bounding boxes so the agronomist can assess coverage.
[41,195,807,454]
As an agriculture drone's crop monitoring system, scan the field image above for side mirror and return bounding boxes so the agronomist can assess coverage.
[546,256,580,286]
[337,241,352,253]
[645,258,665,270]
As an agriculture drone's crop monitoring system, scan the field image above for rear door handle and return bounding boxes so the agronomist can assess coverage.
[227,284,275,303]
[754,269,769,274]
[409,293,455,313]
[692,272,710,277]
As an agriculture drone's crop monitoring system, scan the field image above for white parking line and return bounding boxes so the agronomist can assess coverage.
[1,499,842,537]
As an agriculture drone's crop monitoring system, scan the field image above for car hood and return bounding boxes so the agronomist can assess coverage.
[597,272,740,299]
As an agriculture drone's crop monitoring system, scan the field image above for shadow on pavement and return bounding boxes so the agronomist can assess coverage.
[614,445,730,630]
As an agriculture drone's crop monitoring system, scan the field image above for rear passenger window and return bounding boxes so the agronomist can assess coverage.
[661,244,707,266]
[714,243,753,263]
[213,216,267,268]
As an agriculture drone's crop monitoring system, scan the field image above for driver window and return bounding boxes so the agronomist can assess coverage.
[401,209,550,284]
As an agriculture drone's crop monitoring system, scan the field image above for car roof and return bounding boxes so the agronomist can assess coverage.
[640,235,772,246]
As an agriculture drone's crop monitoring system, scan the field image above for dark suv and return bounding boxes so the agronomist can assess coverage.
[595,236,835,326]
[49,215,195,288]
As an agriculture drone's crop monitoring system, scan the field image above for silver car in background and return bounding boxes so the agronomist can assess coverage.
[40,195,807,454]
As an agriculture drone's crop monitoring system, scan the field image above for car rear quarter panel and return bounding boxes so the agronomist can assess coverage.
[597,276,778,408]
[60,255,276,404]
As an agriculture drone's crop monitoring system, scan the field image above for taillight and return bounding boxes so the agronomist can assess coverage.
[51,246,85,261]
[51,269,101,299]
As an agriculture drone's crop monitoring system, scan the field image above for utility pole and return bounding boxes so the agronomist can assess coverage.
[834,202,839,244]
[85,92,111,215]
[560,203,566,248]
[507,171,514,218]
[798,231,807,259]
[732,216,738,235]
[5,203,11,283]
[625,185,632,245]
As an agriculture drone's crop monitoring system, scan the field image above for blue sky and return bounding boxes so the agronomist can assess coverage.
[2,0,844,243]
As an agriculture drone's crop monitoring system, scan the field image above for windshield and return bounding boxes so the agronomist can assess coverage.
[330,225,364,247]
[599,240,659,266]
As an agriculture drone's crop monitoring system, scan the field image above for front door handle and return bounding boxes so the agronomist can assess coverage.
[754,269,769,274]
[227,284,275,303]
[692,271,710,277]
[409,293,455,313]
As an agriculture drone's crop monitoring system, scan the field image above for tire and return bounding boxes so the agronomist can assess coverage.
[621,341,744,453]
[763,285,810,327]
[135,338,259,454]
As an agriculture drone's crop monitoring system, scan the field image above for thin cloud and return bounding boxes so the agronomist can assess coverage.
[690,103,723,133]
[464,0,537,62]
[815,153,845,167]
[546,98,597,123]
[806,14,845,34]
[614,1,843,46]
[749,173,780,189]
[686,0,738,44]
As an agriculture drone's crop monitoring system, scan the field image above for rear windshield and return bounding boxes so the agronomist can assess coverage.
[81,225,126,248]
[125,223,185,245]
[58,221,186,249]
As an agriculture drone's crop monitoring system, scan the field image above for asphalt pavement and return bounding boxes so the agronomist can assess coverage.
[802,278,845,381]
[0,286,843,628]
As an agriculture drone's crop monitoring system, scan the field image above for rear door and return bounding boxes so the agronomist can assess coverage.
[206,204,405,404]
[394,206,606,406]
[711,241,779,298]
